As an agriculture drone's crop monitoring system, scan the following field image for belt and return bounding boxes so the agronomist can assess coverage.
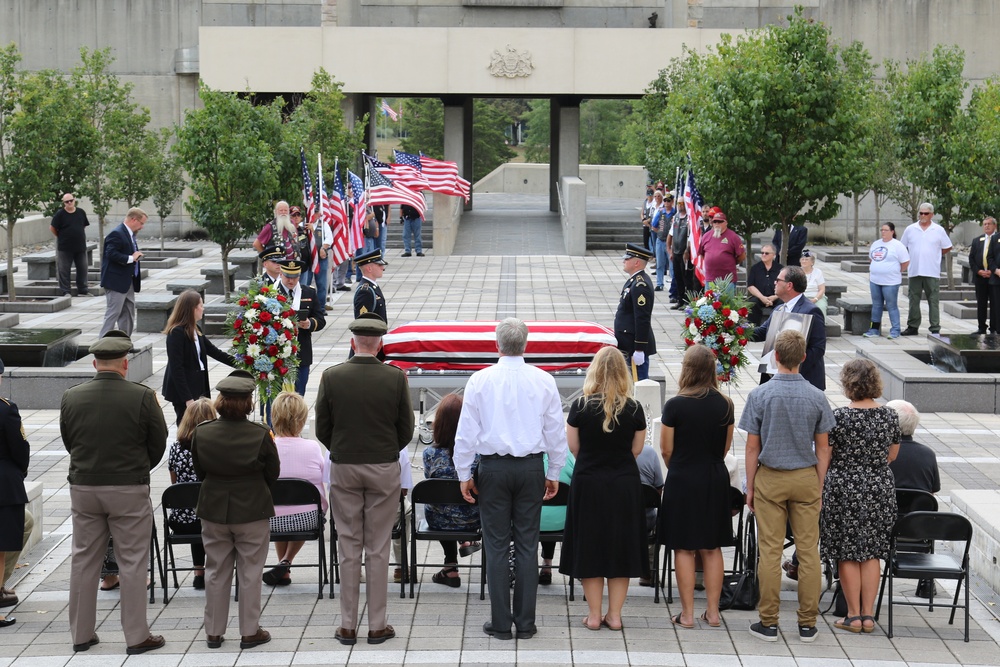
[481,452,543,460]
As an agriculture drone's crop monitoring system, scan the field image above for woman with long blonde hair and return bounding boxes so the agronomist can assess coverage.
[559,347,647,631]
[659,344,735,629]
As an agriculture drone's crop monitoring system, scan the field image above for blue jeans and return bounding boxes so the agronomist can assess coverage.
[870,282,901,336]
[403,217,423,254]
[655,237,668,287]
[300,254,329,303]
[379,222,387,256]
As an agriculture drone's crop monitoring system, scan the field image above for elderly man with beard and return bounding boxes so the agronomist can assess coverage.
[698,211,746,287]
[253,201,300,260]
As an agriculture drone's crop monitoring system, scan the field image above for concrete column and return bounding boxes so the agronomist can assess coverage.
[443,96,473,211]
[558,97,581,184]
[549,97,560,213]
[364,94,377,156]
[634,378,664,477]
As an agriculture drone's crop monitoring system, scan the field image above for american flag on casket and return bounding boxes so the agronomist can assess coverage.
[382,320,618,372]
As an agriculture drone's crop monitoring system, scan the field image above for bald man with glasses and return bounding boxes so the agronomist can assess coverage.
[50,193,93,297]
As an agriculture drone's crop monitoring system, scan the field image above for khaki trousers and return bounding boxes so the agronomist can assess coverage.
[330,461,400,631]
[753,465,822,628]
[69,485,152,646]
[201,519,270,637]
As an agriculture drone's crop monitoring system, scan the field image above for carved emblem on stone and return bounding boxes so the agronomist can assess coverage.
[488,45,533,78]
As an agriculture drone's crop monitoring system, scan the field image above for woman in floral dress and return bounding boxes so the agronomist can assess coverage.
[821,359,899,634]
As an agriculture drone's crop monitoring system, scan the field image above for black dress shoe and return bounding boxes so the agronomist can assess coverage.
[416,252,424,257]
[335,627,357,645]
[537,570,552,585]
[126,634,165,655]
[73,634,100,652]
[483,621,513,640]
[0,617,15,628]
[206,634,223,649]
[901,327,920,336]
[400,252,412,258]
[654,286,663,291]
[670,302,685,310]
[192,575,205,590]
[516,624,537,640]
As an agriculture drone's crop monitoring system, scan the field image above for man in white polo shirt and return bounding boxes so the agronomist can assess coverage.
[900,203,952,335]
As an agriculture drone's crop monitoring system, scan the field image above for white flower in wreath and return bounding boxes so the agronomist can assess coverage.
[244,309,258,321]
[255,294,268,304]
[246,343,261,357]
[281,317,294,329]
[696,297,707,307]
[689,323,699,336]
[282,343,293,358]
[728,310,740,323]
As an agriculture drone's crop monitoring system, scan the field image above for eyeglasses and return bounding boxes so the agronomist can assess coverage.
[760,252,773,256]
[775,278,788,283]
[292,213,302,217]
[62,199,76,204]
[919,211,932,216]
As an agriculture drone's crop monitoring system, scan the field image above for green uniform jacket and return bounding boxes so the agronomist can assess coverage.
[315,355,414,464]
[192,417,280,524]
[60,371,168,486]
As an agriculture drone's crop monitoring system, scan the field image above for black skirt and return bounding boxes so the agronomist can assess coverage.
[0,504,26,552]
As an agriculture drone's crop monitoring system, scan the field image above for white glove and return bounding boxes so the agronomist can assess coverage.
[632,351,646,367]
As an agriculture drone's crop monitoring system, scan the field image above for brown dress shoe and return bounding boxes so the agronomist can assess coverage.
[73,634,100,652]
[206,634,224,649]
[367,625,396,645]
[335,627,357,645]
[126,634,165,655]
[240,627,271,649]
[0,588,18,608]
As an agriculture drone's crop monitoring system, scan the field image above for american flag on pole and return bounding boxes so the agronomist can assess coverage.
[326,163,349,265]
[395,150,471,202]
[300,148,315,224]
[366,163,427,216]
[366,153,431,192]
[347,170,367,253]
[307,155,325,275]
[684,169,706,285]
[380,99,399,121]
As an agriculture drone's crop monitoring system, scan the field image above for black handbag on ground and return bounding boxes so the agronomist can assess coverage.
[719,570,759,610]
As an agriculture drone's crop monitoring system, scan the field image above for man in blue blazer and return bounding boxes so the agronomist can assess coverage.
[99,208,147,337]
[752,265,827,390]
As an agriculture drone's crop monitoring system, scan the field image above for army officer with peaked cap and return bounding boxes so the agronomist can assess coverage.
[615,243,657,380]
[274,259,326,396]
[192,369,280,651]
[61,331,168,655]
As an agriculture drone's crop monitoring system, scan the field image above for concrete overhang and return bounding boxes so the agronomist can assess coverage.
[199,26,739,96]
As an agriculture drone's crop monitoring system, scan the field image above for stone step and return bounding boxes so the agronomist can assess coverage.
[943,301,978,320]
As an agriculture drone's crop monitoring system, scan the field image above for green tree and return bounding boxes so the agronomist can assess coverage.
[0,45,62,300]
[150,127,186,251]
[177,85,279,299]
[107,107,158,208]
[886,45,968,286]
[41,74,93,215]
[952,77,1000,221]
[400,98,515,182]
[288,68,367,195]
[73,47,148,243]
[644,10,866,267]
[522,98,550,163]
[580,99,634,165]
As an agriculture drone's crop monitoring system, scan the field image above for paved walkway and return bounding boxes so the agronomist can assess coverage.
[3,199,1000,666]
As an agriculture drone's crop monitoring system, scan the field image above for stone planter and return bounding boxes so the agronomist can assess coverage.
[0,295,72,313]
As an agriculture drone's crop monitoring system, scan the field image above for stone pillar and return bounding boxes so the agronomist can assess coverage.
[443,96,473,211]
[634,378,663,476]
[549,97,560,213]
[551,96,581,213]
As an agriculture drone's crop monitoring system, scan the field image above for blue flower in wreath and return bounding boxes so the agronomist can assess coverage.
[253,357,274,372]
[265,297,281,313]
[697,305,716,321]
[264,329,279,345]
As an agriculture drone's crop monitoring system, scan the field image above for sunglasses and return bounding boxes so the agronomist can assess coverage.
[63,199,76,204]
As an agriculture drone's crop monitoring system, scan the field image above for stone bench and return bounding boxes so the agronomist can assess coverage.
[135,294,179,333]
[825,283,846,316]
[229,251,260,280]
[839,297,874,335]
[958,254,972,284]
[943,301,978,320]
[200,263,238,294]
[167,279,210,301]
[203,302,242,336]
[839,260,870,273]
[141,256,178,270]
[811,249,869,263]
[0,265,17,294]
[141,247,204,259]
[23,243,97,280]
[825,321,842,338]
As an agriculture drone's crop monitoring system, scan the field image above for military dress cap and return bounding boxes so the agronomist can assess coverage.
[216,369,256,395]
[258,245,283,261]
[622,243,654,262]
[355,249,387,267]
[277,258,304,275]
[349,313,388,336]
[90,330,132,360]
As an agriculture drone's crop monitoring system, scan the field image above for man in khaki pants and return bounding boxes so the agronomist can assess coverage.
[740,330,834,644]
[60,331,168,654]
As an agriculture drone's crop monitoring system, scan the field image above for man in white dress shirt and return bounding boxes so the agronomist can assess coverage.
[454,318,568,641]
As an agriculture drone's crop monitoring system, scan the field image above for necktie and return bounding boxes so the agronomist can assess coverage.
[131,233,139,276]
[984,234,991,270]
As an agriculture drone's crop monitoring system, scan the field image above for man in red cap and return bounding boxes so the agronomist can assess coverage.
[698,211,746,286]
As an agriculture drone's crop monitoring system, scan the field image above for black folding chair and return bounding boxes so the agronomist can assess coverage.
[266,478,328,600]
[409,479,486,600]
[160,482,202,604]
[641,483,662,603]
[875,511,973,641]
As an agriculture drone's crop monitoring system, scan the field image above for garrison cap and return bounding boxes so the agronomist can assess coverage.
[349,313,388,336]
[355,249,387,267]
[215,369,256,395]
[258,245,283,261]
[89,330,132,360]
[622,243,654,262]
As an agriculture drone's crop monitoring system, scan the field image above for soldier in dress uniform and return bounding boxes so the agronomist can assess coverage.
[353,248,388,322]
[274,259,326,396]
[61,331,168,655]
[614,243,657,380]
[258,245,283,287]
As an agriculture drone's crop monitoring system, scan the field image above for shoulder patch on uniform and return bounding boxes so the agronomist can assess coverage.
[359,306,368,314]
[637,295,647,307]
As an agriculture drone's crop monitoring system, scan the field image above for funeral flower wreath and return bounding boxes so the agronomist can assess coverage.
[227,279,300,402]
[681,276,753,383]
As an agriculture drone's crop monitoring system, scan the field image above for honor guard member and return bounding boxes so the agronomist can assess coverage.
[258,245,284,287]
[615,243,657,380]
[275,259,326,396]
[353,248,388,322]
[61,331,168,655]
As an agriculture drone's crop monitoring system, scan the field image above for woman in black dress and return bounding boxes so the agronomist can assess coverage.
[559,347,646,632]
[821,359,899,633]
[659,344,735,629]
[0,359,30,628]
